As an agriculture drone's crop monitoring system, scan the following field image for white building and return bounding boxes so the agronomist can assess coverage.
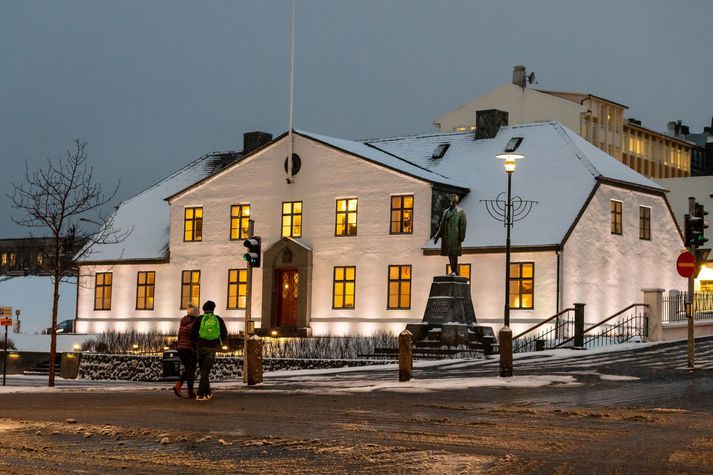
[76,122,684,337]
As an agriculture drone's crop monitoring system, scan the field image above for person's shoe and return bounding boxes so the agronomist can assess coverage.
[195,395,207,401]
[173,381,183,398]
[187,389,196,399]
[205,393,213,400]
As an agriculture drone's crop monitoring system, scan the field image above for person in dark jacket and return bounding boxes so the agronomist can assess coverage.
[174,303,200,398]
[191,300,228,400]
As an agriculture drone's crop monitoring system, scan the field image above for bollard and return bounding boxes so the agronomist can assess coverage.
[246,335,263,386]
[574,303,586,349]
[399,329,413,382]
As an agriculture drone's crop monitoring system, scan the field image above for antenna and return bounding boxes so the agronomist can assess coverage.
[527,72,537,85]
[286,0,296,184]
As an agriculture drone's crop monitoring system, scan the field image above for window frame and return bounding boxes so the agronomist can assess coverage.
[387,264,412,310]
[390,194,414,235]
[180,270,201,309]
[183,206,203,242]
[509,262,534,310]
[335,198,358,237]
[639,206,651,241]
[281,201,303,238]
[230,204,251,241]
[226,268,248,310]
[94,272,113,311]
[135,271,156,311]
[332,266,356,309]
[610,200,623,235]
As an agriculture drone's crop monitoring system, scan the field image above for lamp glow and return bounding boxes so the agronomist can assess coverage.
[497,152,524,172]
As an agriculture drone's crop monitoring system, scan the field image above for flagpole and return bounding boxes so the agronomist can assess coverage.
[287,0,296,182]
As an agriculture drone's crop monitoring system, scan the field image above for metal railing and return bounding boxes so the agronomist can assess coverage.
[512,308,575,353]
[555,304,648,349]
[663,291,713,323]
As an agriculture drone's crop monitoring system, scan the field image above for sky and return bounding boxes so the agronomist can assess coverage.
[2,0,712,238]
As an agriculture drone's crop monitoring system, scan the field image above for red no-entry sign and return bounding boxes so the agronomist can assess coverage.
[677,251,696,278]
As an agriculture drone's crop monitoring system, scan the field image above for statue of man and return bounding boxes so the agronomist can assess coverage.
[433,193,467,275]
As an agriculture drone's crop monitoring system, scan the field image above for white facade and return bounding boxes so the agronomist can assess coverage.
[76,123,685,337]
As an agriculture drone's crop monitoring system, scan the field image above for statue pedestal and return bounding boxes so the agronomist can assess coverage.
[406,275,496,352]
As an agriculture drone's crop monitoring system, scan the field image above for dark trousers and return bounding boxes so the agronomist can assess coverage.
[177,349,197,392]
[197,346,216,397]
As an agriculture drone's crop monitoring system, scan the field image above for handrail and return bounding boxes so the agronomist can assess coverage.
[513,307,575,340]
[555,303,647,348]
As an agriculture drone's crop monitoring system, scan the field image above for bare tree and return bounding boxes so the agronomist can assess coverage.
[8,140,130,386]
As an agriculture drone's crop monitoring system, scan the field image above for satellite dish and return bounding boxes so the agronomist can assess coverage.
[527,72,537,85]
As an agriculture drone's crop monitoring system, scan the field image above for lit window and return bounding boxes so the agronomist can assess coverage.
[36,254,43,265]
[227,269,248,309]
[509,262,534,310]
[335,198,358,236]
[640,206,651,240]
[611,200,622,235]
[94,272,112,310]
[136,271,155,310]
[388,265,411,310]
[181,270,201,309]
[9,253,15,266]
[230,204,251,240]
[184,207,203,242]
[281,201,303,238]
[446,263,471,282]
[390,195,414,234]
[1,253,6,266]
[333,266,356,309]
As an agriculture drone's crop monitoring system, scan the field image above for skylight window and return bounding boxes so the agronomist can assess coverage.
[432,143,450,159]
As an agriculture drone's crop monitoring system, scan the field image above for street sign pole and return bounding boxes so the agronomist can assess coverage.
[243,219,255,384]
[2,325,7,386]
[688,197,695,370]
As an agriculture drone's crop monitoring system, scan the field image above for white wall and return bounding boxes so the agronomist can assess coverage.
[562,183,684,323]
[435,84,584,133]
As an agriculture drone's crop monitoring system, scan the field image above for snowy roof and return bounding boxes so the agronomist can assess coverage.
[365,122,664,248]
[80,121,666,262]
[77,152,241,262]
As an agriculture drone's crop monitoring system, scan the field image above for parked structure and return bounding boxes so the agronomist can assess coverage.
[434,66,695,179]
[74,122,683,337]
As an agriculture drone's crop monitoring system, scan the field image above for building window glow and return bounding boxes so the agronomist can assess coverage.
[640,206,651,240]
[184,207,203,242]
[94,272,112,310]
[227,269,247,309]
[446,263,471,282]
[333,266,356,309]
[509,262,534,310]
[387,265,411,310]
[230,204,251,240]
[281,201,302,238]
[1,253,6,266]
[335,198,358,236]
[9,253,15,266]
[181,270,201,309]
[611,200,622,235]
[136,271,155,310]
[390,195,414,234]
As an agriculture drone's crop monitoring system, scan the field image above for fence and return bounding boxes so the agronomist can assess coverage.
[663,291,713,323]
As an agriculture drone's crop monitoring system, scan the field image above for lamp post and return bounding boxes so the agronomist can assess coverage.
[496,146,524,378]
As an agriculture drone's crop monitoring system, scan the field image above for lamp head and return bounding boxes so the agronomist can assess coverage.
[497,152,524,172]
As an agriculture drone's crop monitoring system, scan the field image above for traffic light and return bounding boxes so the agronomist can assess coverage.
[690,203,709,247]
[243,236,261,268]
[685,214,694,247]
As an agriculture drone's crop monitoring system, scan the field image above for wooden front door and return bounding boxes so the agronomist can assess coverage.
[274,269,299,328]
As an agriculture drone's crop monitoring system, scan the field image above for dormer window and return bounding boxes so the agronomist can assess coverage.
[432,143,450,159]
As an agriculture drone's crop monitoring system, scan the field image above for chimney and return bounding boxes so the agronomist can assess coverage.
[512,65,526,88]
[243,131,272,155]
[475,109,509,140]
[667,121,677,136]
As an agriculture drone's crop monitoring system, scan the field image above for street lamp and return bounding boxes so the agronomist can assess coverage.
[496,138,524,378]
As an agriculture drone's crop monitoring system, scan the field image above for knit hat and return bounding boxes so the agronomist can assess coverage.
[186,304,200,317]
[202,300,216,312]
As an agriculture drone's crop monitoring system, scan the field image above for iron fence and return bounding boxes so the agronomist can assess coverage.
[663,291,713,323]
[512,308,575,353]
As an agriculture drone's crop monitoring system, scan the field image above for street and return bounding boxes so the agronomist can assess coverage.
[1,338,712,474]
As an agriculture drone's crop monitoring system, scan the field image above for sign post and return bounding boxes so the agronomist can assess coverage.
[0,307,13,387]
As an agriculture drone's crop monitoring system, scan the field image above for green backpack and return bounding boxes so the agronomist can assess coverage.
[198,313,221,341]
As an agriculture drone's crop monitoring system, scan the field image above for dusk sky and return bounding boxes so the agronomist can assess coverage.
[2,0,712,238]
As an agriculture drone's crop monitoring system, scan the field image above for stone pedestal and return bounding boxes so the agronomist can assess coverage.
[405,275,496,352]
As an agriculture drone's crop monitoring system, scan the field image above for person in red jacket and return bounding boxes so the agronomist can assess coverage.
[174,303,200,398]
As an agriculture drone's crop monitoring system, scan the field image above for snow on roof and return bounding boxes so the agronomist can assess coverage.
[296,130,468,190]
[80,121,665,262]
[77,152,238,262]
[365,122,665,248]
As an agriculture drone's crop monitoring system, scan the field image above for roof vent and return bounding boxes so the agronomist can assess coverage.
[431,143,450,159]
